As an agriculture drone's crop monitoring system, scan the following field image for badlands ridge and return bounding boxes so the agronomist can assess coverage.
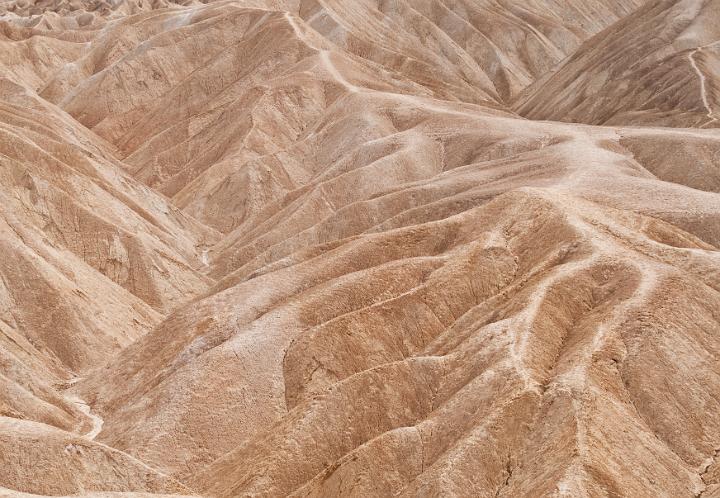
[1,0,720,496]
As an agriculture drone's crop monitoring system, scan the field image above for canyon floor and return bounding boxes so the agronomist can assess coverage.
[1,0,720,496]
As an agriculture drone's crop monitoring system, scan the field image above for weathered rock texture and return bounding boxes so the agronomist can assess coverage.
[1,0,719,496]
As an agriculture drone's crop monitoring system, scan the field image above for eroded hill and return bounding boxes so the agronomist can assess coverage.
[1,0,720,497]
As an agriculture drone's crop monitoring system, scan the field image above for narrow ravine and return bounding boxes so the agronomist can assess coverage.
[64,378,104,440]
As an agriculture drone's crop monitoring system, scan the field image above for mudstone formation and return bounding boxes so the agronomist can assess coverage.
[1,0,720,496]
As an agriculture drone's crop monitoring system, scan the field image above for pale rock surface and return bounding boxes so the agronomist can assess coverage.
[516,0,720,127]
[1,0,720,497]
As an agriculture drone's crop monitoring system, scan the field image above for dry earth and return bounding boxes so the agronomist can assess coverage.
[1,0,720,496]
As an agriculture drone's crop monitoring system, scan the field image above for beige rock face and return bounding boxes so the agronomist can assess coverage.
[1,0,720,496]
[516,0,720,128]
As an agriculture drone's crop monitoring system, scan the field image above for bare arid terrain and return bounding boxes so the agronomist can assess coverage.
[1,0,720,496]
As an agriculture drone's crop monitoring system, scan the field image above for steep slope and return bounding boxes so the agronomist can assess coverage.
[295,0,647,102]
[0,79,215,372]
[0,416,192,496]
[0,10,218,494]
[196,193,720,497]
[76,95,720,495]
[2,0,720,497]
[0,491,196,498]
[33,0,648,233]
[516,0,720,128]
[0,0,199,23]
